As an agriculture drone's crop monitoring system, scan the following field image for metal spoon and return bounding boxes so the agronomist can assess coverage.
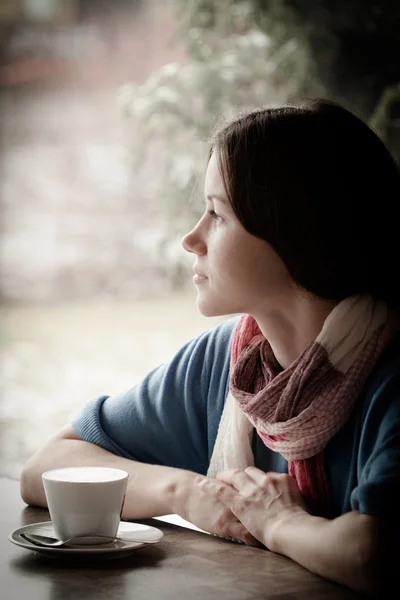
[20,531,160,548]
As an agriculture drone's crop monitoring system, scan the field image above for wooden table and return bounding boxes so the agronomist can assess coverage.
[1,477,364,600]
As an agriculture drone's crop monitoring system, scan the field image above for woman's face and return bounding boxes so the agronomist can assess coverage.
[182,152,295,318]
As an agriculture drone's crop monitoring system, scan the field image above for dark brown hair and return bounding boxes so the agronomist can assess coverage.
[209,98,400,307]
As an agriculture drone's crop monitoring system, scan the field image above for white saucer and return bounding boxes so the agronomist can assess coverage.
[9,520,164,559]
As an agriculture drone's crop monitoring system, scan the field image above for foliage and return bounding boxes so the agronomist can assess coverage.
[172,0,400,113]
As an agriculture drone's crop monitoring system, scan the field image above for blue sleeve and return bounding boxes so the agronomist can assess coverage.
[350,362,400,521]
[71,318,237,475]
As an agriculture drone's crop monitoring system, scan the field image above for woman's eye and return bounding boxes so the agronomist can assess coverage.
[208,210,221,220]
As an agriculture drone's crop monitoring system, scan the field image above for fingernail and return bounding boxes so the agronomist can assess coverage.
[194,476,204,485]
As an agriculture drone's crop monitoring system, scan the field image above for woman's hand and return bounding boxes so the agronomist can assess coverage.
[170,471,260,546]
[196,467,309,550]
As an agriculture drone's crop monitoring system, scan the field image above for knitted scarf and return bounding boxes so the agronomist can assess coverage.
[207,295,399,517]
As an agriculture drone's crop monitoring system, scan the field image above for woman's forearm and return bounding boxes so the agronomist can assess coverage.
[20,427,255,544]
[20,431,197,519]
[269,510,386,596]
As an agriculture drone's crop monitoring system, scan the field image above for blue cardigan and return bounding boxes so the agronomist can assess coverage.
[72,317,400,521]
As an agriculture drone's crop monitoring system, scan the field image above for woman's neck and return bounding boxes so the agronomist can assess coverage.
[253,295,337,369]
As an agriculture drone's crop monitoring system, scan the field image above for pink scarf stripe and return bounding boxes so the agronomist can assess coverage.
[289,455,331,516]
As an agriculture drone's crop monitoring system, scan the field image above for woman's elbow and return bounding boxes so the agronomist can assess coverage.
[20,469,34,506]
[20,460,47,507]
[19,424,79,506]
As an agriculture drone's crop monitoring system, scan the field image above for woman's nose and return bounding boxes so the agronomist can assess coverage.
[181,224,207,255]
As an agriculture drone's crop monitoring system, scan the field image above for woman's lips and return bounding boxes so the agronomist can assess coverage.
[193,268,208,283]
[193,274,208,284]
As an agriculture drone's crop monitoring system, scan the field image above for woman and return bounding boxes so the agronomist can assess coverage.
[21,98,400,595]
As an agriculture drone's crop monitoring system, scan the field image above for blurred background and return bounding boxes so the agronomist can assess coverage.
[1,0,399,477]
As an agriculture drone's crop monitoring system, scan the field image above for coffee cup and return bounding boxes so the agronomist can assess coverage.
[42,466,128,544]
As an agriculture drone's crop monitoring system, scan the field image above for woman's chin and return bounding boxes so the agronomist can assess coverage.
[196,302,217,317]
[196,296,231,318]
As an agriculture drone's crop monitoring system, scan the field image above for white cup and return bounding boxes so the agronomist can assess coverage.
[42,466,128,544]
